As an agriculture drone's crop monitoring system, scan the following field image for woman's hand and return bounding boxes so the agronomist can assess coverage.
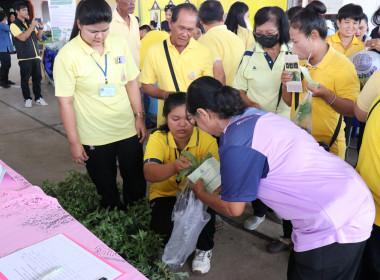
[249,101,261,110]
[192,179,207,197]
[71,142,89,165]
[281,70,293,87]
[173,156,192,173]
[135,117,147,143]
[366,38,380,52]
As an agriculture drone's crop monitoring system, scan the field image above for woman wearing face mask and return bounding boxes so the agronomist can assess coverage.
[281,2,360,160]
[232,6,291,247]
[225,2,255,49]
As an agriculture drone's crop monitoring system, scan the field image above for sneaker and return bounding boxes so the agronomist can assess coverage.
[24,99,32,108]
[244,215,265,230]
[7,80,15,85]
[35,98,48,106]
[192,249,212,275]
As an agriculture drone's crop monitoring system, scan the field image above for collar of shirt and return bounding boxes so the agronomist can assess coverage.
[77,33,111,57]
[166,127,200,149]
[207,24,227,33]
[167,36,198,51]
[113,9,127,24]
[331,31,360,45]
[310,44,336,70]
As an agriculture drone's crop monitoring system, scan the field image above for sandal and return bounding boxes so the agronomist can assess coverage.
[215,214,224,230]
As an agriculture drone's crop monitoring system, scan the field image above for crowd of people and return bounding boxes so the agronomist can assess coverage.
[1,0,380,279]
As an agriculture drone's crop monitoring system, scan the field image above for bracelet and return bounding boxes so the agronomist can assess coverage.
[134,111,145,117]
[326,94,337,106]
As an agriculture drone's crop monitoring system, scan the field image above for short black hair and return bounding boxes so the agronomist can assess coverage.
[290,1,327,39]
[165,4,175,12]
[171,3,198,24]
[70,0,112,40]
[0,11,7,22]
[286,6,302,20]
[187,76,246,120]
[338,3,363,22]
[254,6,290,45]
[225,1,249,34]
[14,1,28,11]
[372,5,380,26]
[197,22,205,34]
[158,92,187,134]
[139,24,151,32]
[150,20,157,28]
[199,0,224,25]
[161,21,170,32]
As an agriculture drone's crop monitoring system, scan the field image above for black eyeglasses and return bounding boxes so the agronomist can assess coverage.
[254,28,279,37]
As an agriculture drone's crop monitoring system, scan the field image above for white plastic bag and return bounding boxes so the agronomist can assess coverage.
[162,180,211,269]
[292,90,313,134]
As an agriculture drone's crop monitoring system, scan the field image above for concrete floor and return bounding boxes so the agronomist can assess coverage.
[0,54,359,279]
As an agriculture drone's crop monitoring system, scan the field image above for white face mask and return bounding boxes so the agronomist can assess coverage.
[245,19,252,30]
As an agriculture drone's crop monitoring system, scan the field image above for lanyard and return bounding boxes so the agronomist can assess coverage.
[90,53,108,84]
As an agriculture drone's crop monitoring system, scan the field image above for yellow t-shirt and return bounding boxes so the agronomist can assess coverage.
[10,23,39,61]
[356,72,380,226]
[237,25,255,50]
[144,127,220,201]
[53,33,140,146]
[139,37,213,126]
[110,10,141,68]
[326,31,365,58]
[233,43,291,119]
[290,46,360,159]
[198,25,245,86]
[139,30,169,70]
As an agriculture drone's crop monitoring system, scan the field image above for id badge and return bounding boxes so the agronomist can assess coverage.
[99,84,115,97]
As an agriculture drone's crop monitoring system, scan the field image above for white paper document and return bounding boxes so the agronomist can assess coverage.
[0,234,124,280]
[284,54,303,93]
[187,157,221,193]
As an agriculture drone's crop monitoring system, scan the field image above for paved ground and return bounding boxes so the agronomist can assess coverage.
[0,54,359,279]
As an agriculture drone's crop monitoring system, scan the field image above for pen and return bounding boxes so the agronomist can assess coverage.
[39,266,63,280]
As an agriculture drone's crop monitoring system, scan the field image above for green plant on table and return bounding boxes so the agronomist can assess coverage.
[41,171,189,280]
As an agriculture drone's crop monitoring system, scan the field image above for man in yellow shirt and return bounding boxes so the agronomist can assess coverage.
[139,3,213,126]
[326,4,365,58]
[110,0,141,67]
[198,0,245,86]
[10,1,48,108]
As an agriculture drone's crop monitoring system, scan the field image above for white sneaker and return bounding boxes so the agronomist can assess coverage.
[24,99,32,108]
[192,249,212,275]
[244,215,265,230]
[35,98,48,106]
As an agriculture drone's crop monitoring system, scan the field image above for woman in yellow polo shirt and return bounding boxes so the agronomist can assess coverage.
[144,92,219,275]
[225,2,254,49]
[54,0,146,210]
[282,2,359,159]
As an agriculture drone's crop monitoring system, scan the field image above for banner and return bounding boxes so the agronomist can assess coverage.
[48,0,76,40]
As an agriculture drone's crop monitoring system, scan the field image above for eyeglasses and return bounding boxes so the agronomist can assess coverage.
[254,28,279,37]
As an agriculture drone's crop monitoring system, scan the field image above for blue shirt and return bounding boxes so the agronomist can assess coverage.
[0,23,14,52]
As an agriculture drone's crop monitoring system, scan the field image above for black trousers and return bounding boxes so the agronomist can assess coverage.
[283,219,293,239]
[18,59,42,101]
[150,196,216,251]
[0,52,11,85]
[251,198,268,217]
[83,135,146,209]
[287,241,366,280]
[357,224,380,279]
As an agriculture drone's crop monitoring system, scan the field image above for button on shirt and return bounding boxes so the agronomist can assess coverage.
[220,107,375,252]
[0,23,14,52]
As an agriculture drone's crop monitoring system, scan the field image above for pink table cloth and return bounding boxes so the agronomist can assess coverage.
[0,160,147,280]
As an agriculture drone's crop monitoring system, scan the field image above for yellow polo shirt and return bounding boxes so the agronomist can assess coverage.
[54,33,139,146]
[144,127,220,200]
[198,25,245,86]
[356,71,380,226]
[10,23,39,61]
[233,43,291,119]
[139,37,213,126]
[326,31,365,58]
[110,10,141,67]
[139,30,169,70]
[290,46,360,159]
[237,25,255,50]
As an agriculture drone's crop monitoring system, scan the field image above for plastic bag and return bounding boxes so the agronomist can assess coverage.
[162,180,211,269]
[292,90,313,134]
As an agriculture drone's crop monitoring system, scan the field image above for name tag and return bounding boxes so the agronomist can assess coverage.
[100,85,115,97]
[116,56,126,64]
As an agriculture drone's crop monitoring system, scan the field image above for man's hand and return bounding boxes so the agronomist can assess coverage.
[30,18,38,29]
[38,21,44,30]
